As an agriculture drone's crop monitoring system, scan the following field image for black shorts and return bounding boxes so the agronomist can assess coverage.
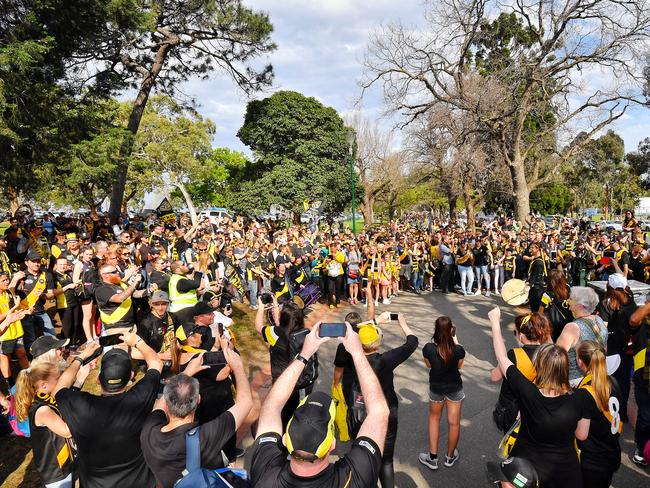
[0,337,24,354]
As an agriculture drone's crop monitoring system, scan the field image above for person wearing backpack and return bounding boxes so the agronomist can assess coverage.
[575,340,622,488]
[491,312,552,434]
[140,343,253,488]
[419,316,465,470]
[538,270,571,341]
[255,298,317,428]
[333,313,417,488]
[556,286,607,387]
[249,322,389,488]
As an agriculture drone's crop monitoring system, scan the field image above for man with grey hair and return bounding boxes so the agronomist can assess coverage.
[140,344,253,488]
[557,286,607,386]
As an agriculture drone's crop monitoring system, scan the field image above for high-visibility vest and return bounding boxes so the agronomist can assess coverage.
[20,272,47,309]
[168,274,198,313]
[99,283,132,325]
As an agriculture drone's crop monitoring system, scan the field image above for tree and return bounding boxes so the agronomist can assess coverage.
[627,138,650,189]
[231,91,355,220]
[63,0,277,220]
[530,183,572,215]
[362,0,650,220]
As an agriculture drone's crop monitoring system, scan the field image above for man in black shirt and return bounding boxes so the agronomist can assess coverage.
[95,264,148,334]
[140,343,253,488]
[137,291,174,356]
[55,332,162,488]
[249,322,389,488]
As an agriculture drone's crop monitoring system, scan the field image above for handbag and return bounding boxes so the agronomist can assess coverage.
[348,268,359,279]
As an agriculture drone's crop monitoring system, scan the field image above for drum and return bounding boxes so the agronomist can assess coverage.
[293,282,321,309]
[501,279,530,306]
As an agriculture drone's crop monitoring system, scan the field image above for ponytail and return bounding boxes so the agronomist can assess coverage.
[14,363,58,422]
[577,341,611,412]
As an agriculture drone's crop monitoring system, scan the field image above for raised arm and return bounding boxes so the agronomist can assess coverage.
[121,331,163,372]
[223,343,253,430]
[54,342,101,394]
[254,298,266,334]
[488,306,514,377]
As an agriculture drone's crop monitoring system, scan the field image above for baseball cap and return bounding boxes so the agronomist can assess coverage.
[191,301,214,317]
[149,290,170,303]
[175,322,211,342]
[285,391,336,459]
[358,324,380,346]
[99,348,132,392]
[79,232,90,240]
[66,233,78,242]
[30,336,69,358]
[486,457,539,487]
[25,249,41,262]
[608,273,627,290]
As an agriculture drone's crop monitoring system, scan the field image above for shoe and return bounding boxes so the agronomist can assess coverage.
[494,290,500,296]
[336,303,341,308]
[382,298,392,305]
[374,300,379,306]
[329,304,335,310]
[418,453,438,470]
[633,449,648,466]
[462,290,467,296]
[485,291,491,297]
[250,305,258,310]
[444,449,459,467]
[474,290,481,296]
[234,447,245,459]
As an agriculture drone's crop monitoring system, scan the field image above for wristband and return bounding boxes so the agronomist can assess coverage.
[294,354,309,366]
[72,356,84,366]
[134,338,143,348]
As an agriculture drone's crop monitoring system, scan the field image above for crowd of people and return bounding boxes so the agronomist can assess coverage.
[0,208,648,487]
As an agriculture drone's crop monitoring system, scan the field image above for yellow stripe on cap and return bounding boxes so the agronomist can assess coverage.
[285,396,336,458]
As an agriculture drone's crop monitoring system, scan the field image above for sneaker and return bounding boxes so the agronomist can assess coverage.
[329,304,335,310]
[336,303,341,308]
[485,291,491,298]
[632,449,648,466]
[374,300,379,306]
[444,449,459,467]
[418,453,438,470]
[474,290,481,296]
[382,298,392,305]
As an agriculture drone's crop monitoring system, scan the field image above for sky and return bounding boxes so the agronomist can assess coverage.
[177,0,650,158]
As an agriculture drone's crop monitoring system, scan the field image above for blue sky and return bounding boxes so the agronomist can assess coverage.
[178,1,650,156]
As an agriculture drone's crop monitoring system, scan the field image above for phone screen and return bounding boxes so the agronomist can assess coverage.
[390,312,399,321]
[99,335,124,347]
[319,323,347,338]
[203,351,227,366]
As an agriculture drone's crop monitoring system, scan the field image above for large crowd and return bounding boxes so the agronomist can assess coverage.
[0,209,648,488]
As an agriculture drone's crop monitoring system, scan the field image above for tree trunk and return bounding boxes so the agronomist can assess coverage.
[108,45,172,223]
[510,158,531,221]
[448,194,457,221]
[362,194,375,224]
[7,186,20,214]
[174,180,198,225]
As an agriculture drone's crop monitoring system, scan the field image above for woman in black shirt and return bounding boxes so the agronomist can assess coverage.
[539,269,571,341]
[576,340,622,488]
[489,306,591,488]
[419,316,465,470]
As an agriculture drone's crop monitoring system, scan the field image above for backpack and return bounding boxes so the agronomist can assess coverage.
[346,355,381,438]
[289,328,318,390]
[174,427,251,488]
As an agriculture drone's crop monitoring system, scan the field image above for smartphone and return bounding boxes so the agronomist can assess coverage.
[203,351,227,366]
[390,312,399,321]
[319,323,347,337]
[99,335,124,347]
[217,323,224,336]
[81,346,103,366]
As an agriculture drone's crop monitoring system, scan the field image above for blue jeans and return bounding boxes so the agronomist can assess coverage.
[458,266,474,294]
[474,265,490,291]
[22,312,56,351]
[249,279,258,307]
[411,271,423,290]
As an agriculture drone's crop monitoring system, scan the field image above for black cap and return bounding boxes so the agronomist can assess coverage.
[191,301,214,317]
[79,232,90,240]
[99,348,132,392]
[30,336,69,358]
[486,457,539,487]
[285,391,336,459]
[25,249,42,262]
[175,322,210,342]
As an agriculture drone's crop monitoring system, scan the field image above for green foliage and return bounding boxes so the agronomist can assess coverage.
[231,91,354,217]
[627,137,650,189]
[185,148,248,207]
[530,183,573,214]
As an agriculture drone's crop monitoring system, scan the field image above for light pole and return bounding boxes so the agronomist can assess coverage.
[346,129,356,236]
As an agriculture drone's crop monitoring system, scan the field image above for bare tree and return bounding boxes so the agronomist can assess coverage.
[362,0,650,220]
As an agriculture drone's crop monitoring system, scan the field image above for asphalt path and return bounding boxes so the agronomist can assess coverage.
[296,290,650,488]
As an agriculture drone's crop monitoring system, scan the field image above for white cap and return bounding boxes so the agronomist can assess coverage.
[608,273,627,290]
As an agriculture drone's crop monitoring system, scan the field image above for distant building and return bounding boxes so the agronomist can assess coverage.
[635,197,650,216]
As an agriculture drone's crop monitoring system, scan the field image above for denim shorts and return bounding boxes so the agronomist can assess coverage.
[429,388,465,403]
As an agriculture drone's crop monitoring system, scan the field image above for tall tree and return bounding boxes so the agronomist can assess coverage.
[627,138,650,189]
[63,0,276,220]
[362,0,650,220]
[231,90,355,220]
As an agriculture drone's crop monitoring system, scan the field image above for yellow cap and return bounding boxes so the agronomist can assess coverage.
[358,325,380,346]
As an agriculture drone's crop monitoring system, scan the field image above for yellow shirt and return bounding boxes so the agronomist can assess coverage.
[0,291,23,341]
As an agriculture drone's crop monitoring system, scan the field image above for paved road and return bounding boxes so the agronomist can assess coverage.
[296,290,650,488]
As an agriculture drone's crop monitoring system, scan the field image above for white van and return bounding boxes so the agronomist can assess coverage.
[199,207,232,225]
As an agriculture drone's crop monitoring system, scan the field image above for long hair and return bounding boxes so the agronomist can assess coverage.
[15,362,59,422]
[514,313,552,343]
[577,341,611,412]
[280,302,305,361]
[433,316,456,366]
[532,344,570,394]
[547,270,569,301]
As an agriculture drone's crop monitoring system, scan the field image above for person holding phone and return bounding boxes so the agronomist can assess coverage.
[250,322,389,488]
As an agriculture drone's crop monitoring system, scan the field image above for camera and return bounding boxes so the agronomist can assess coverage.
[259,293,274,305]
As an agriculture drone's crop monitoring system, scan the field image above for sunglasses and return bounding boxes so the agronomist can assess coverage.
[103,270,119,275]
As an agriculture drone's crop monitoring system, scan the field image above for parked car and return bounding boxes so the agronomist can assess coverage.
[600,220,623,231]
[198,207,232,225]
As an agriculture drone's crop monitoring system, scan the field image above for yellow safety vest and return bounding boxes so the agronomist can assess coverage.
[20,272,47,309]
[0,291,23,341]
[168,274,198,313]
[99,283,132,325]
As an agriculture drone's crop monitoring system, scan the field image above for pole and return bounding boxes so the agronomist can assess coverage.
[350,153,356,236]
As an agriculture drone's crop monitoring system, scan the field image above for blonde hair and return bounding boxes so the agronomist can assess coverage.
[532,344,570,394]
[15,362,59,422]
[577,340,610,412]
